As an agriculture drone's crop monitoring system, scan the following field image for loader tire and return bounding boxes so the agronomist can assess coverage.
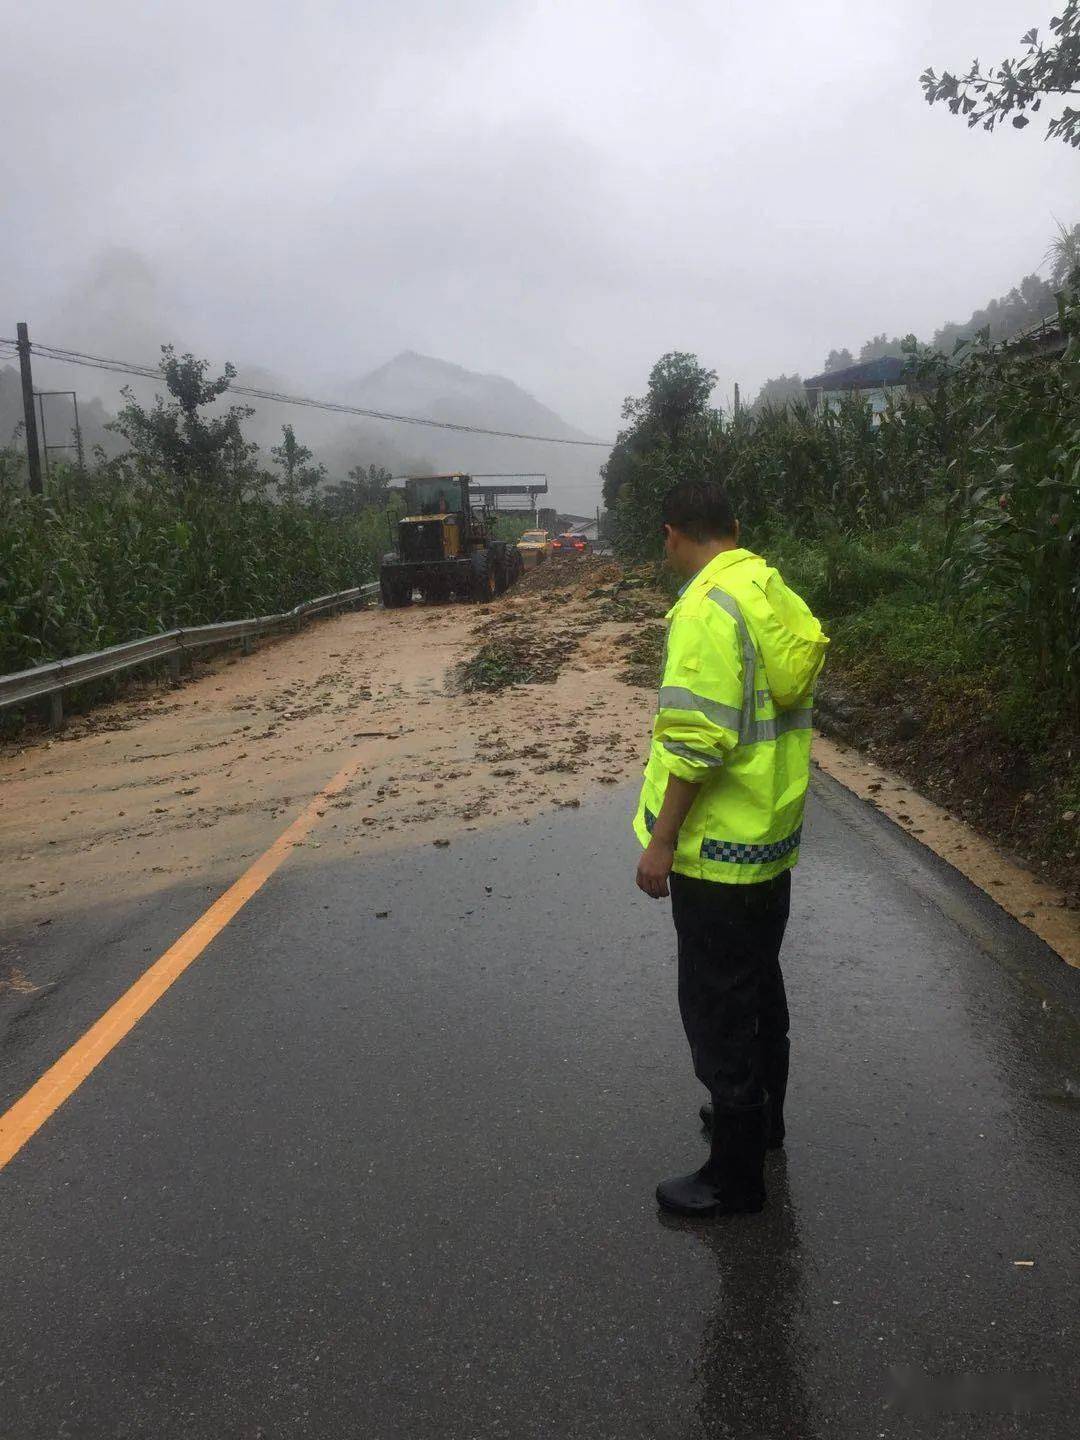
[380,573,412,608]
[470,549,497,603]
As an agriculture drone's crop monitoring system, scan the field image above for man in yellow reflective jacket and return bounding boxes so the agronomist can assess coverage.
[635,480,828,1217]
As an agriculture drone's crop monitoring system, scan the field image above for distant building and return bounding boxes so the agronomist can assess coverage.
[803,356,913,423]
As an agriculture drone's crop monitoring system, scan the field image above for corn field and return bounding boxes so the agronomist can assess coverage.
[612,300,1080,716]
[0,471,390,675]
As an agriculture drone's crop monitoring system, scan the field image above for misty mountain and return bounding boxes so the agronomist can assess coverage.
[1,350,606,515]
[337,351,604,513]
[351,351,595,442]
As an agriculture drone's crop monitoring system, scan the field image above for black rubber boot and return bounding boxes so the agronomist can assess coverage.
[657,1105,767,1216]
[700,1092,786,1149]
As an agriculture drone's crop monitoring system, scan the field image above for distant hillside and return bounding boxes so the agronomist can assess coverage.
[344,352,604,514]
[352,351,596,443]
[1,351,606,515]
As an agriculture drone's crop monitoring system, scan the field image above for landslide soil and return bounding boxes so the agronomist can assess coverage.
[0,557,666,951]
[816,667,1080,908]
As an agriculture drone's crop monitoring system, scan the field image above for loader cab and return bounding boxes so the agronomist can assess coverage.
[398,474,472,564]
[404,475,471,520]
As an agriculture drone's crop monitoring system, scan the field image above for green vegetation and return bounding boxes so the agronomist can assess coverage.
[751,226,1069,406]
[0,347,396,675]
[608,303,1080,720]
[489,513,534,545]
[607,299,1080,884]
[0,475,391,674]
[755,525,993,691]
[921,4,1080,148]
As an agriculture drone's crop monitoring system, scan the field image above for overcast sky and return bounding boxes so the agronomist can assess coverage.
[2,0,1077,438]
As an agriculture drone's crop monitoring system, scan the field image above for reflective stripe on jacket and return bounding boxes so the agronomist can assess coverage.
[634,548,829,884]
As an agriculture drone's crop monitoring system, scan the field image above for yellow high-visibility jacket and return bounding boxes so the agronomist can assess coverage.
[634,548,829,884]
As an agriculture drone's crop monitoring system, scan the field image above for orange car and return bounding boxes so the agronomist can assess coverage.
[516,528,552,569]
[550,532,588,556]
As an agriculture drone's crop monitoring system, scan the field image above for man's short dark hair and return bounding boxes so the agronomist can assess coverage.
[660,480,738,542]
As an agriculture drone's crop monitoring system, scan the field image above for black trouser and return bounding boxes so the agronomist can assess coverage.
[669,870,791,1112]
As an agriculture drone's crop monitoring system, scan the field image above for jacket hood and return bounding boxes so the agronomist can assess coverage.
[703,551,829,708]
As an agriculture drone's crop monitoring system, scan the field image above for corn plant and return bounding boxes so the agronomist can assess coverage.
[611,301,1079,716]
[0,463,388,674]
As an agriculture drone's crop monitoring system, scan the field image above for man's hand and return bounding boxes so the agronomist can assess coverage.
[636,774,700,898]
[636,837,675,899]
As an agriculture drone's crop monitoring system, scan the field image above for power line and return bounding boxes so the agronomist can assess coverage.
[0,337,614,449]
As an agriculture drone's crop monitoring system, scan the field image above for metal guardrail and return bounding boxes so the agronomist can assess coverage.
[0,582,381,726]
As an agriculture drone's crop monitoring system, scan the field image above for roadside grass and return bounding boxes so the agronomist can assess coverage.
[746,522,1078,895]
[632,525,1078,895]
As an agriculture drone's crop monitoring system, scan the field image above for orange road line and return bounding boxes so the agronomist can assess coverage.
[0,755,365,1171]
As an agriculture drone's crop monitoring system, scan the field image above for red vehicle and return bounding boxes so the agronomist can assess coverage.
[551,532,589,556]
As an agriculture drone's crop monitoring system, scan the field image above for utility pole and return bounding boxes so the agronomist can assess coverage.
[733,382,741,418]
[16,322,43,494]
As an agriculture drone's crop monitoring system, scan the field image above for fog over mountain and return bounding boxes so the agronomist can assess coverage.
[4,2,1078,510]
[3,310,604,512]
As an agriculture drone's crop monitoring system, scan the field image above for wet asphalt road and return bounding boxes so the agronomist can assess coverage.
[1,773,1079,1439]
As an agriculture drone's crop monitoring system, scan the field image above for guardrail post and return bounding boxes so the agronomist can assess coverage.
[168,651,181,684]
[49,691,63,730]
[241,635,254,655]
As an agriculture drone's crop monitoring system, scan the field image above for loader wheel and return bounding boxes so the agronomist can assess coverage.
[380,574,412,608]
[470,549,497,602]
[493,552,509,596]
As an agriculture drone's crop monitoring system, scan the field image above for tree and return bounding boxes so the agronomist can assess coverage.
[601,352,717,508]
[750,374,805,412]
[857,334,911,363]
[921,5,1080,147]
[271,423,325,503]
[109,345,260,498]
[932,272,1056,352]
[349,461,392,508]
[624,351,717,442]
[1046,219,1080,287]
[824,348,854,374]
[322,461,393,517]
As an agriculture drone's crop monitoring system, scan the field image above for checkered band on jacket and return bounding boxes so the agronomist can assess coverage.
[700,829,802,864]
[645,809,802,866]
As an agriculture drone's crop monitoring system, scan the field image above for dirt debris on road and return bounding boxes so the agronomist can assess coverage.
[0,558,665,935]
[5,550,1071,968]
[458,608,589,692]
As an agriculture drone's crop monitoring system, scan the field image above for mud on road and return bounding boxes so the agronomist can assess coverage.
[4,553,1077,997]
[0,559,666,955]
